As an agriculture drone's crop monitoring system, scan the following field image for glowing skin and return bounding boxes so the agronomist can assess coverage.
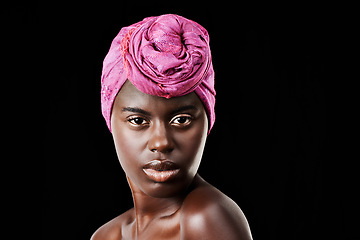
[91,81,253,240]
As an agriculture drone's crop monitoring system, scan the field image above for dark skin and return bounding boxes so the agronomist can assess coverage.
[91,81,252,240]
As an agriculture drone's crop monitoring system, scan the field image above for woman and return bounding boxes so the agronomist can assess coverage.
[92,14,252,240]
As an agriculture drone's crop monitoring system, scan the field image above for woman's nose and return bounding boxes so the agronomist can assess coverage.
[147,122,174,154]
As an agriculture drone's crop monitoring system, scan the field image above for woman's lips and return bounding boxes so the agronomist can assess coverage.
[143,160,180,183]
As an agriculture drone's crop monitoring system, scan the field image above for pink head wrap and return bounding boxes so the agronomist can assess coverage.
[101,14,215,133]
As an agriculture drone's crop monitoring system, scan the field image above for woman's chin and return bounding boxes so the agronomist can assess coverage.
[135,176,194,199]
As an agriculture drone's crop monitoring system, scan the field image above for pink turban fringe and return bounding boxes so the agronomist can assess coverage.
[101,14,216,133]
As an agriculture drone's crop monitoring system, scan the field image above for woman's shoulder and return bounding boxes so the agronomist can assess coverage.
[180,177,253,240]
[90,208,134,240]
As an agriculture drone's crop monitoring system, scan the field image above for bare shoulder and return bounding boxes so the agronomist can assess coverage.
[90,209,134,240]
[181,179,253,240]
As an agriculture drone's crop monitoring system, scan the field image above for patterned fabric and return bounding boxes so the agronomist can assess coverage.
[101,14,216,133]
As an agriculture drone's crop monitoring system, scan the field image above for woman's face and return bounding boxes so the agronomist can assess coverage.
[111,81,208,198]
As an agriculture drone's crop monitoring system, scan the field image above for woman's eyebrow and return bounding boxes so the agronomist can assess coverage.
[170,105,197,115]
[122,107,151,116]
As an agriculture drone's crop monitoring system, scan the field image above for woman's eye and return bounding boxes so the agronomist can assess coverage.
[171,115,192,126]
[128,117,148,126]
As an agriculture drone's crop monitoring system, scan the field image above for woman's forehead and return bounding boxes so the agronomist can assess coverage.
[115,80,205,114]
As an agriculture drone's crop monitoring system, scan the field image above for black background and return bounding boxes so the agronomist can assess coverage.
[26,1,332,239]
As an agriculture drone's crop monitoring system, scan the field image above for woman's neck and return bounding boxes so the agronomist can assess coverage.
[127,177,187,232]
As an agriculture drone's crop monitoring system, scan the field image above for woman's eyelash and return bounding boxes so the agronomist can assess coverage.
[127,117,148,125]
[170,115,193,125]
[126,114,193,127]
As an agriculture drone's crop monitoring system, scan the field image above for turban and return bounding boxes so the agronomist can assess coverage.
[101,14,216,133]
